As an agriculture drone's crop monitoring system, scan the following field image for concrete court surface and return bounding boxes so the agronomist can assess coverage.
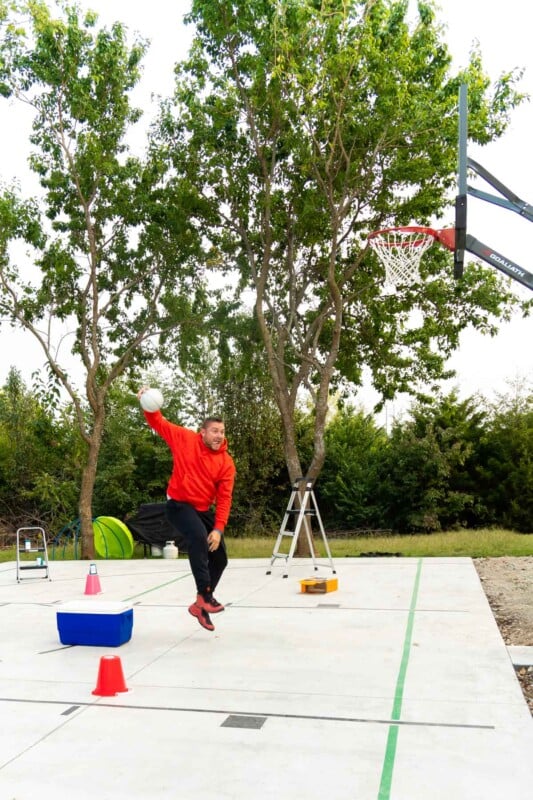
[0,555,532,800]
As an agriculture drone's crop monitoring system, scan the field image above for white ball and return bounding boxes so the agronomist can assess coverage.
[140,388,164,412]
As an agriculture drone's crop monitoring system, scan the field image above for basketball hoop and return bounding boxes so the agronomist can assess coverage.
[368,226,440,286]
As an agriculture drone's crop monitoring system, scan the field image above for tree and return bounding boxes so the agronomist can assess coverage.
[378,392,488,532]
[318,405,388,530]
[158,305,289,534]
[158,0,524,553]
[0,2,205,556]
[478,385,533,532]
[0,367,80,530]
[209,310,288,534]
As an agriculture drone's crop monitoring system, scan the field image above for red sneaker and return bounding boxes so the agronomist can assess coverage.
[188,603,215,631]
[196,592,225,614]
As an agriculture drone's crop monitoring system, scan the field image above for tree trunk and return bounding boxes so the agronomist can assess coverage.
[276,411,312,557]
[79,406,106,560]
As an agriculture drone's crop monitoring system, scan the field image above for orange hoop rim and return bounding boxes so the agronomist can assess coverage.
[368,226,455,251]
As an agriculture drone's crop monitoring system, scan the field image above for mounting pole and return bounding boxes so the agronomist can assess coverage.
[455,84,468,279]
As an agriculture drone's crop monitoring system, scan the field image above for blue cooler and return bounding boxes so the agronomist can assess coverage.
[57,601,133,647]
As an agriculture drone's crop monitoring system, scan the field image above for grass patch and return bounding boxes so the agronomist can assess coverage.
[225,528,533,559]
[1,528,531,564]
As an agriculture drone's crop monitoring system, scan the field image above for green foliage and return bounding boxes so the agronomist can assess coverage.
[377,392,486,531]
[220,371,287,535]
[92,377,174,517]
[157,307,289,534]
[1,1,531,547]
[318,406,388,529]
[0,2,208,551]
[476,388,533,532]
[0,367,531,538]
[161,0,525,489]
[312,389,532,535]
[0,527,531,562]
[0,367,80,529]
[0,2,204,382]
[220,529,533,559]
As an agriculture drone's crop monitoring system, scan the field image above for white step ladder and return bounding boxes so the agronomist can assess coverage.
[267,479,336,578]
[16,527,51,583]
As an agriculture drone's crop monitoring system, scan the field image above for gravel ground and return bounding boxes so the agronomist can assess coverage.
[474,556,533,715]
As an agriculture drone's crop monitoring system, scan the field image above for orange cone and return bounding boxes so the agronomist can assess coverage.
[92,655,129,696]
[84,563,102,595]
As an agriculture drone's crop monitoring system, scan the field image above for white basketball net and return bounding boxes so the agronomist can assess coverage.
[368,228,436,286]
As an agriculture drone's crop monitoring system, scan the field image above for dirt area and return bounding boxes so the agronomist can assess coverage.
[474,556,533,715]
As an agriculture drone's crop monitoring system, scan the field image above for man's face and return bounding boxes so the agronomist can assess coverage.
[201,422,225,451]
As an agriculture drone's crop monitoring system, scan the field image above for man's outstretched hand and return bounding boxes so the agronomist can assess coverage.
[207,530,222,552]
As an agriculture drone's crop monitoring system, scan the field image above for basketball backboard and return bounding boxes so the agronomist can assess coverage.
[368,86,533,291]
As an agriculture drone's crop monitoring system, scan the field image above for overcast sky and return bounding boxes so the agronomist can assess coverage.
[0,0,531,418]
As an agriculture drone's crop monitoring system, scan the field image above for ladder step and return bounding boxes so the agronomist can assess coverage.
[16,526,51,583]
[268,485,335,578]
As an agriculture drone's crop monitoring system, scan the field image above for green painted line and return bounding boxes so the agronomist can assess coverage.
[122,571,191,602]
[377,558,423,800]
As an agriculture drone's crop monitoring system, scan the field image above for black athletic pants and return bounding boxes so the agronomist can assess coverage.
[165,499,228,595]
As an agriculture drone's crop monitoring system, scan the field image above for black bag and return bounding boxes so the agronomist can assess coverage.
[124,503,187,553]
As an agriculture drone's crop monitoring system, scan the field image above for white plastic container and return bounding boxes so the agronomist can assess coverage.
[163,540,178,559]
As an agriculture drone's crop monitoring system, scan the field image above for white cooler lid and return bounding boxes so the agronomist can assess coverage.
[57,601,132,614]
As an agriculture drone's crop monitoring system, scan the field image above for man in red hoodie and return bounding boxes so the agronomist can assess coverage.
[139,389,236,632]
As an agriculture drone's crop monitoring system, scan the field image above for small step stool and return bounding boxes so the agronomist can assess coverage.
[16,527,51,583]
[267,479,336,578]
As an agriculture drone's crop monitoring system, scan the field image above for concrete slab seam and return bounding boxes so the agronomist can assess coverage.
[0,696,495,730]
[121,571,192,602]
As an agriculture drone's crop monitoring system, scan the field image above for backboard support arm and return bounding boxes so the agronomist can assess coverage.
[431,228,533,291]
[467,157,533,223]
[465,234,533,291]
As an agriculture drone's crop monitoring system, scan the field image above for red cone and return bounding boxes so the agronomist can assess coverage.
[92,655,129,696]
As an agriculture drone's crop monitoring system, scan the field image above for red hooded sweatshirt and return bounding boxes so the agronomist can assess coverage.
[144,410,236,532]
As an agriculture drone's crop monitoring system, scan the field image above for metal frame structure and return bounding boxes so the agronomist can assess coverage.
[267,479,336,579]
[16,526,51,583]
[455,83,533,290]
